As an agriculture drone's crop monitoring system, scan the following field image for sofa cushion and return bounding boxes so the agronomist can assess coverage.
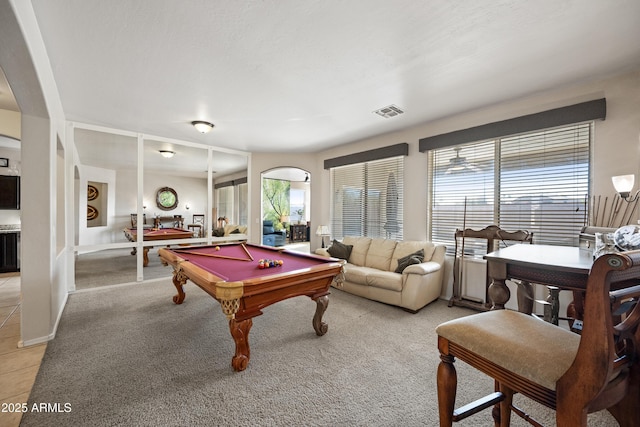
[392,241,436,270]
[366,270,403,291]
[343,237,372,266]
[365,238,397,271]
[343,265,378,285]
[395,249,424,273]
[327,240,353,260]
[225,224,247,235]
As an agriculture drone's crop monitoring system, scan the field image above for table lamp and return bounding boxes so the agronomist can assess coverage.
[316,225,330,248]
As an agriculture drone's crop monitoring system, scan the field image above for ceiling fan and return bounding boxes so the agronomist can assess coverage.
[445,148,480,174]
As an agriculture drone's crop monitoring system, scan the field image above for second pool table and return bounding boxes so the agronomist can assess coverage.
[158,243,344,371]
[123,227,193,266]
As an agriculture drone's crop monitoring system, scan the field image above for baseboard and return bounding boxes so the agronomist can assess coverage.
[18,290,69,348]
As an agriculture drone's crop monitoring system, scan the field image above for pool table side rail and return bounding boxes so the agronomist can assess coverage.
[159,246,344,301]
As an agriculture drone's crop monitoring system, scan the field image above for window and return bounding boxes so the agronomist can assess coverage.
[215,178,248,225]
[429,123,591,253]
[330,156,404,240]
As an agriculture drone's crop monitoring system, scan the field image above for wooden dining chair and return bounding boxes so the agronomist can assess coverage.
[187,214,205,237]
[436,249,640,427]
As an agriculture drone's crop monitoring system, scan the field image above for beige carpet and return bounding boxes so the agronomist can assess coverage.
[75,247,176,290]
[21,281,616,426]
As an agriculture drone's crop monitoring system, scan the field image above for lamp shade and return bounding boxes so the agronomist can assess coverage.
[316,225,330,236]
[159,150,175,158]
[612,174,635,194]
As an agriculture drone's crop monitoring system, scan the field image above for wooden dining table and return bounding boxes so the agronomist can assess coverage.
[484,244,593,315]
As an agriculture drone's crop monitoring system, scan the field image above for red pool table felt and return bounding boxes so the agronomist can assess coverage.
[169,243,331,282]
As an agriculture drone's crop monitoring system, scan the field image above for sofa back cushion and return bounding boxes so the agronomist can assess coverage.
[327,239,353,260]
[364,238,398,271]
[343,236,371,266]
[392,241,437,271]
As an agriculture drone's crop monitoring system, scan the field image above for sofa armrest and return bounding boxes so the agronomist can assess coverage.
[403,261,441,275]
[315,248,330,257]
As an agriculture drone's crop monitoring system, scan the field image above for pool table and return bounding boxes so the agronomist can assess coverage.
[158,243,344,371]
[123,227,194,266]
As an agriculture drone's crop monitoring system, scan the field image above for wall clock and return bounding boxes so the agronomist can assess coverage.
[156,187,178,211]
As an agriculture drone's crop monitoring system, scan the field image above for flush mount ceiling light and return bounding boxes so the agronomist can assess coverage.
[373,104,404,118]
[159,150,175,158]
[191,120,214,133]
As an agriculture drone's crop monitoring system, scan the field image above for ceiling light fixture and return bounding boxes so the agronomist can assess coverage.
[159,150,175,158]
[192,120,214,133]
[445,148,480,174]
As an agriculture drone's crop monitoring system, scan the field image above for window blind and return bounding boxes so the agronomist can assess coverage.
[216,186,234,220]
[430,141,496,256]
[429,123,591,254]
[331,156,404,241]
[499,123,590,245]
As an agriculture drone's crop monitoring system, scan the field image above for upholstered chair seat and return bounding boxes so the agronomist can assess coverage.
[437,310,580,390]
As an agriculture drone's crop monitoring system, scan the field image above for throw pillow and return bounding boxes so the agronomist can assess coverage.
[327,240,353,261]
[212,227,225,237]
[395,249,425,273]
[230,228,240,234]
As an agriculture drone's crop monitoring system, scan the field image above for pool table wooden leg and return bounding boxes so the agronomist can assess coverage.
[313,295,329,336]
[229,318,252,371]
[142,247,150,267]
[171,268,188,304]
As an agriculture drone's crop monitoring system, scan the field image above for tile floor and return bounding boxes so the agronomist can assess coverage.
[0,273,46,427]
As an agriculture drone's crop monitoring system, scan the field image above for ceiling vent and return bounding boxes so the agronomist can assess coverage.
[373,104,404,118]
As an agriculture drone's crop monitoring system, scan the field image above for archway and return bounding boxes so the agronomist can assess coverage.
[261,167,310,250]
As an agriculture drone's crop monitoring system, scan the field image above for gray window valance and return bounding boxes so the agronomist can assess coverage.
[419,98,606,152]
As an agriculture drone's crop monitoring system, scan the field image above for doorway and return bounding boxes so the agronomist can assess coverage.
[261,167,310,252]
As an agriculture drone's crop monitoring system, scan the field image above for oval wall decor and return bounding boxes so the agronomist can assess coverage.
[87,205,99,220]
[156,187,178,211]
[87,184,99,201]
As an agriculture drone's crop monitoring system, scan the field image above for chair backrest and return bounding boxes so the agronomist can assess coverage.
[130,213,146,227]
[192,214,205,225]
[558,250,640,414]
[450,225,533,309]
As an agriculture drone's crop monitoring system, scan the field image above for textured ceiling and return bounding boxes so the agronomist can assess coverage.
[12,0,640,161]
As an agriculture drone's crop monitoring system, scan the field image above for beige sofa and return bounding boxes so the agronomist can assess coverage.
[211,224,248,242]
[316,236,446,312]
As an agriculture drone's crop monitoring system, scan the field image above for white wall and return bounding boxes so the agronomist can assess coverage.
[1,0,69,346]
[75,168,209,247]
[77,165,116,246]
[314,69,640,308]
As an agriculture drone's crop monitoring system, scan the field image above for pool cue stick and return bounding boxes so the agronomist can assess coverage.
[172,250,252,262]
[240,243,254,261]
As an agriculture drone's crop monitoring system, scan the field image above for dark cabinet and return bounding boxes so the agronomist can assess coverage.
[290,224,307,243]
[0,232,19,273]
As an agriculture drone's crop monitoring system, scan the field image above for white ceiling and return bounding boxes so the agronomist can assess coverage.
[5,1,640,176]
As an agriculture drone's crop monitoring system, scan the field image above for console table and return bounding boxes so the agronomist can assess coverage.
[153,215,184,229]
[290,224,307,242]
